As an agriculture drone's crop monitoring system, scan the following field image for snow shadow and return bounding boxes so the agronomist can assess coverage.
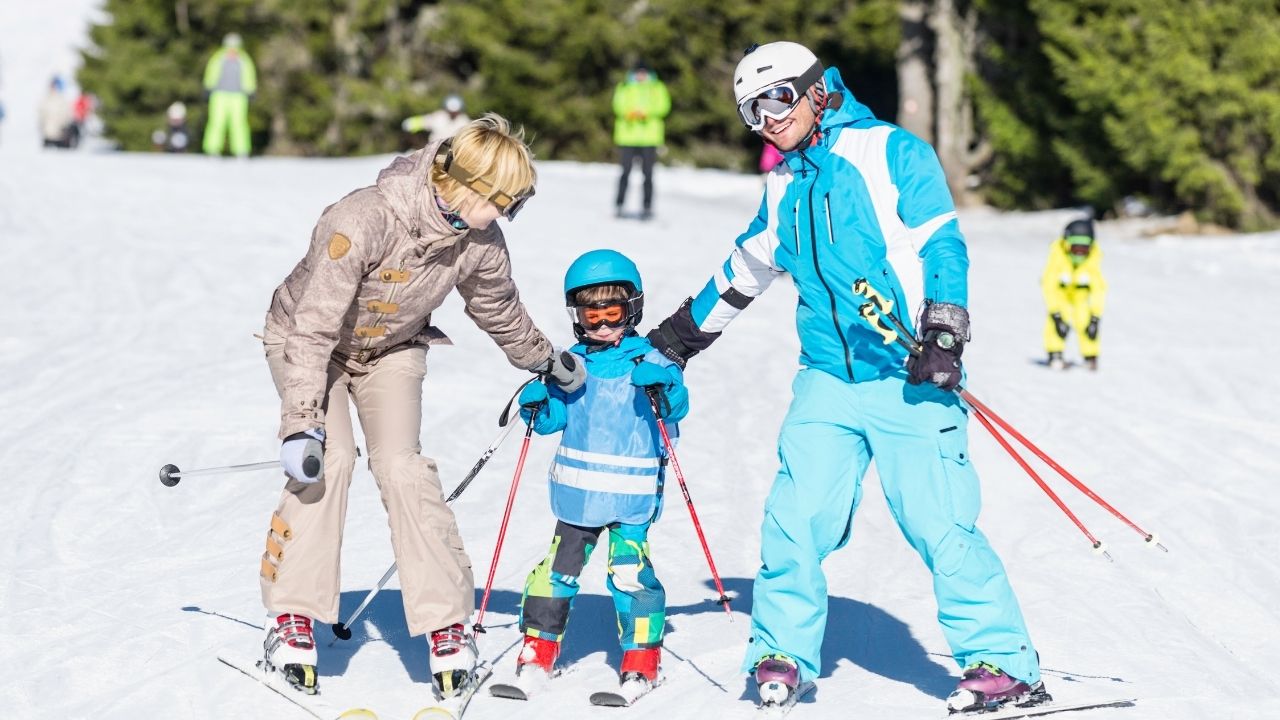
[669,577,956,700]
[323,586,686,679]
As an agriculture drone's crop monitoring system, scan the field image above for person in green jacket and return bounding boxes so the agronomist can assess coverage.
[612,61,670,221]
[203,33,257,158]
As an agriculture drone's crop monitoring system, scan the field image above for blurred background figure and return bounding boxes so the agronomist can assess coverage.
[69,91,101,148]
[401,93,470,140]
[38,76,75,149]
[152,101,191,153]
[759,141,784,174]
[612,60,670,221]
[202,32,256,158]
[1041,218,1108,371]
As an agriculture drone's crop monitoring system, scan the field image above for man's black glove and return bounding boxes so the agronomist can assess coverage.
[906,302,970,391]
[1085,315,1100,340]
[1051,312,1069,339]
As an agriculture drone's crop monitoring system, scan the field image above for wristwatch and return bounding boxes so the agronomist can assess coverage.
[930,330,958,350]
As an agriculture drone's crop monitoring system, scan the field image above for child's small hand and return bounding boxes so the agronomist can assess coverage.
[631,361,676,390]
[518,381,550,425]
[632,362,688,421]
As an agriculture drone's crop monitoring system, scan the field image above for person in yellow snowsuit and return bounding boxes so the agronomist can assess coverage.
[202,33,257,157]
[1041,218,1107,370]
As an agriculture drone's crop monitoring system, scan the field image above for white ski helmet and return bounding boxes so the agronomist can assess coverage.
[733,41,824,107]
[443,94,464,113]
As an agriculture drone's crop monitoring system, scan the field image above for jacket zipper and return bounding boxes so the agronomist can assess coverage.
[800,154,853,381]
[823,194,836,245]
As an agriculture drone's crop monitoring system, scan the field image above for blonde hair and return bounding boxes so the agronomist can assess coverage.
[432,112,537,210]
[573,284,630,305]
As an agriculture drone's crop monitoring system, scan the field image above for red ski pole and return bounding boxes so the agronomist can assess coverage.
[860,297,1167,553]
[959,389,1167,552]
[473,414,537,633]
[645,388,733,619]
[968,405,1111,560]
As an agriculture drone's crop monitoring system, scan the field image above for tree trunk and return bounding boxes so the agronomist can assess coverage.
[930,0,985,206]
[897,0,934,144]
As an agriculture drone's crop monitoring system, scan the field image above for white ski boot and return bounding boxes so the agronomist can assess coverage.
[429,623,478,699]
[262,613,319,694]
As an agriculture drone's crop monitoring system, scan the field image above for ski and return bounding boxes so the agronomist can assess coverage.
[757,681,816,717]
[217,650,378,720]
[410,663,494,720]
[947,697,1136,719]
[588,675,662,707]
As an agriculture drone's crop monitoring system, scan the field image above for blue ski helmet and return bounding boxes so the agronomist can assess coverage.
[563,249,644,337]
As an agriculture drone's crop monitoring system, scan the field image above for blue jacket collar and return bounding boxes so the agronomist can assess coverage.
[781,66,876,172]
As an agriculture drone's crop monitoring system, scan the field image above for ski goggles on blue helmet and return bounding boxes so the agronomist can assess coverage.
[434,141,535,220]
[736,62,825,131]
[567,300,634,331]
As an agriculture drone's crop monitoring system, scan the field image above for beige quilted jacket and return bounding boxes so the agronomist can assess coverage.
[264,141,550,437]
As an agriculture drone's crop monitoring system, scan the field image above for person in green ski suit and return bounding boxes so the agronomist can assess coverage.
[612,61,670,221]
[203,33,257,158]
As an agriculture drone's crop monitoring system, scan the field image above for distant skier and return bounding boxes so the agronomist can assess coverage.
[255,113,582,699]
[202,33,256,157]
[612,61,670,220]
[1042,218,1107,371]
[401,93,471,141]
[38,76,75,149]
[645,41,1046,714]
[502,249,687,700]
[152,101,191,153]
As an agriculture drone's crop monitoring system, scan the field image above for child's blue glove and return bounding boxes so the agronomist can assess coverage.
[631,361,689,422]
[518,381,549,424]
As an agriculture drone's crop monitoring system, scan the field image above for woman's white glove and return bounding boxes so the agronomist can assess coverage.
[280,428,325,483]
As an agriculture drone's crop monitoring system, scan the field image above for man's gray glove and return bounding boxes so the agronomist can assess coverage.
[281,428,325,483]
[535,349,586,393]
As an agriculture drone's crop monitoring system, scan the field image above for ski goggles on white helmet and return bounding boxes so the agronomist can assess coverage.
[735,61,825,131]
[737,82,805,130]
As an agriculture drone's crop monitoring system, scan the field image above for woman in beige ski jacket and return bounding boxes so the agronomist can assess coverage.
[256,114,582,699]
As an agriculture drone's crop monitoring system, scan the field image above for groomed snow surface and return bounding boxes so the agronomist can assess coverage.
[2,149,1279,720]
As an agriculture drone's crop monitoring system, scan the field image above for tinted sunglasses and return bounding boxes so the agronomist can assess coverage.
[434,142,535,219]
[567,301,630,330]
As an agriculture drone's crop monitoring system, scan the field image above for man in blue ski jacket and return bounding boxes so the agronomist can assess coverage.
[507,249,688,699]
[645,41,1044,713]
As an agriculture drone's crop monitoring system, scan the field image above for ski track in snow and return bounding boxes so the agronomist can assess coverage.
[3,6,1280,720]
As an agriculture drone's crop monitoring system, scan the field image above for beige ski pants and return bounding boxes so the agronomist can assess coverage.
[259,332,474,636]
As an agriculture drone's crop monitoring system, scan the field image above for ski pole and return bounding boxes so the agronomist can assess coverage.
[860,297,1166,552]
[968,405,1111,559]
[957,390,1167,552]
[645,387,733,618]
[159,448,365,487]
[158,460,277,486]
[473,412,538,634]
[331,379,534,641]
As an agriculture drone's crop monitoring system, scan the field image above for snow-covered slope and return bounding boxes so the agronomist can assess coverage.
[3,5,1280,720]
[2,147,1279,720]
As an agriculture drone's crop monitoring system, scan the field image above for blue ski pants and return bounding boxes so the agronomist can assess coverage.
[742,368,1039,683]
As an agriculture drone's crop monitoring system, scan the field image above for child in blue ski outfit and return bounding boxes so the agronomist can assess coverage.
[506,249,688,698]
[646,42,1044,714]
